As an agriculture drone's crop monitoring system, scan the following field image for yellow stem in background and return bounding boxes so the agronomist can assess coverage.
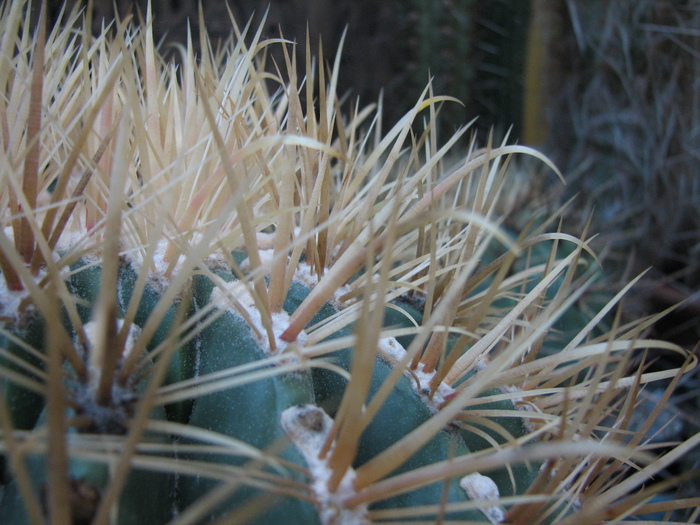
[522,0,552,146]
[0,2,24,144]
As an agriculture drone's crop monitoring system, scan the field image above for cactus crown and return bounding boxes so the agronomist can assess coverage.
[0,1,696,524]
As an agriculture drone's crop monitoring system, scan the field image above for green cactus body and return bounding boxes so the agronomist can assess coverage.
[393,0,534,137]
[176,272,318,522]
[0,402,174,525]
[0,201,662,525]
[174,266,516,521]
[397,0,475,133]
[0,312,46,486]
[0,255,543,522]
[0,312,46,433]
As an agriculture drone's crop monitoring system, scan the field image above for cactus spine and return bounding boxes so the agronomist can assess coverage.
[0,1,696,524]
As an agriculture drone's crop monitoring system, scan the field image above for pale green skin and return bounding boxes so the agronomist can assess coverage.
[0,259,542,523]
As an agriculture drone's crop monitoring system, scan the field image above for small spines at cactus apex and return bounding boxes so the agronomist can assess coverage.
[0,1,696,524]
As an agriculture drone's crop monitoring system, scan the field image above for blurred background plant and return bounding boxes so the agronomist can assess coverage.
[22,0,700,518]
[535,2,700,505]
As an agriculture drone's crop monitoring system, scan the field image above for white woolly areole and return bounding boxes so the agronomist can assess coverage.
[83,319,141,391]
[281,404,369,525]
[459,473,505,524]
[292,261,353,310]
[123,239,191,294]
[239,248,275,276]
[376,337,456,412]
[0,227,49,320]
[5,222,96,269]
[0,279,29,320]
[240,250,353,311]
[255,232,277,250]
[210,280,308,357]
[123,238,234,294]
[499,383,540,433]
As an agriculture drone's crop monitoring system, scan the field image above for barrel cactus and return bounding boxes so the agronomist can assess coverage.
[0,1,697,524]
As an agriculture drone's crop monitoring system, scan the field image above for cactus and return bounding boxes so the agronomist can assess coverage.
[0,1,697,524]
[471,0,532,137]
[390,0,475,134]
[389,0,533,138]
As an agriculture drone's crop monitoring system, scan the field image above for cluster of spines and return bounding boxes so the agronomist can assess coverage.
[0,1,696,523]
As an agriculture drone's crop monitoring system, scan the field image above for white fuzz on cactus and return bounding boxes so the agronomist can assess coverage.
[281,404,369,524]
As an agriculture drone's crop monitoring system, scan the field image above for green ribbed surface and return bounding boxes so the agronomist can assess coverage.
[0,257,543,522]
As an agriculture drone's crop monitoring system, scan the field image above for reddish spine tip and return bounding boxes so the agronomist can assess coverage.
[280,327,296,343]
